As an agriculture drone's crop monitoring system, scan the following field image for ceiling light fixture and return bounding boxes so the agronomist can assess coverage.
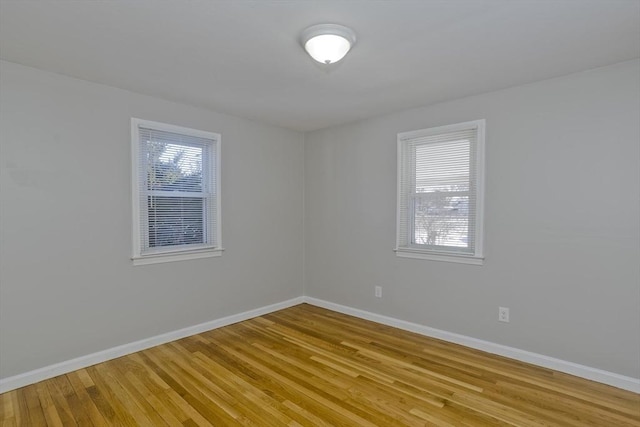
[301,24,356,65]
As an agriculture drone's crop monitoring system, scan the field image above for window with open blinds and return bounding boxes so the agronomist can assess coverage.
[131,119,222,265]
[396,120,485,264]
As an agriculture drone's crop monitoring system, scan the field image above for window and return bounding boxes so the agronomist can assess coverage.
[396,120,485,264]
[131,118,222,265]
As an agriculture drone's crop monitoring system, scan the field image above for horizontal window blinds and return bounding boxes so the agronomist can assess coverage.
[138,127,217,254]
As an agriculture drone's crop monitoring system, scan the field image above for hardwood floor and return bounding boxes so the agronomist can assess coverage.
[1,304,638,426]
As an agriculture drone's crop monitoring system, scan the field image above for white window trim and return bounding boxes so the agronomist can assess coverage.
[395,119,485,265]
[131,118,223,266]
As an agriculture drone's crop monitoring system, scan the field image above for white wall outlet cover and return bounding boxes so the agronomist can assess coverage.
[499,307,510,322]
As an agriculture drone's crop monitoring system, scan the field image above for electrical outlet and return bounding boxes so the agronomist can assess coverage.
[498,307,510,323]
[375,286,382,298]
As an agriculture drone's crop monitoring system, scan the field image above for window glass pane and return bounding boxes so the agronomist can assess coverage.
[147,196,204,247]
[412,138,471,250]
[145,141,204,192]
[413,194,469,248]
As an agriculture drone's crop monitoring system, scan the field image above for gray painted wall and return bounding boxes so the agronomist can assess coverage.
[0,61,304,378]
[304,60,640,378]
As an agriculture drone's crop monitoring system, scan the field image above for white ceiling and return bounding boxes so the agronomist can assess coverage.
[1,1,638,132]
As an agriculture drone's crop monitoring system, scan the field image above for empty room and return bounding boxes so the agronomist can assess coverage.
[0,1,639,425]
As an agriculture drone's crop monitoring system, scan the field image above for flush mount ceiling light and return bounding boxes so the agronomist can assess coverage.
[301,24,356,65]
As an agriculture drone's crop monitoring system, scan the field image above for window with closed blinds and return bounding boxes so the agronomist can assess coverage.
[131,119,222,265]
[396,120,485,264]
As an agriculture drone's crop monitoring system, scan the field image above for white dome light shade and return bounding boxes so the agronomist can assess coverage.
[301,24,356,65]
[305,34,351,64]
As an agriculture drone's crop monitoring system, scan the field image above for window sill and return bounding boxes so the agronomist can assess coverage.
[132,248,224,266]
[394,248,484,265]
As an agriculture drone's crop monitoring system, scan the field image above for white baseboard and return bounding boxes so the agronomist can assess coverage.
[2,295,638,394]
[0,297,305,394]
[303,297,640,393]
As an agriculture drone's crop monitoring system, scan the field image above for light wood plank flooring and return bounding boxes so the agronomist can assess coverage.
[1,304,639,426]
